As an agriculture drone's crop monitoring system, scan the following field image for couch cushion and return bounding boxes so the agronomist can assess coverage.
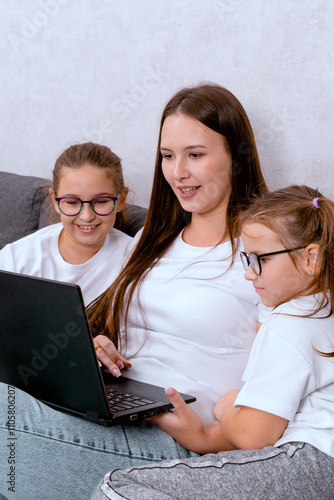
[0,171,49,249]
[120,203,147,237]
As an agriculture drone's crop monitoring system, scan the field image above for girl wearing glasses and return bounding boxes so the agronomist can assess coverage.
[97,185,334,499]
[0,83,269,498]
[0,142,131,305]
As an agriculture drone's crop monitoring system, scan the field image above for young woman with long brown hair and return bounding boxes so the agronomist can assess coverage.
[89,83,268,403]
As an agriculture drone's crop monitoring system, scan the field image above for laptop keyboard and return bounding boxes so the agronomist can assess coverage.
[106,388,156,412]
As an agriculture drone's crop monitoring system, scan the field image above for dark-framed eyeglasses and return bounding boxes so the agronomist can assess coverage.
[240,247,306,276]
[55,195,120,216]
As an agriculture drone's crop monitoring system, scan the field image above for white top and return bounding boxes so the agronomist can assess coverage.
[235,295,334,457]
[0,223,132,305]
[122,231,269,425]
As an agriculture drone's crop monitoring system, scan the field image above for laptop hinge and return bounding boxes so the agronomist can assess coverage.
[85,409,99,420]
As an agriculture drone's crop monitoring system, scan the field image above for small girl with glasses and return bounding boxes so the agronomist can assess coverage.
[93,184,334,499]
[0,142,131,305]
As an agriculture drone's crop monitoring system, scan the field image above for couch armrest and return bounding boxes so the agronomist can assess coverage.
[0,171,48,249]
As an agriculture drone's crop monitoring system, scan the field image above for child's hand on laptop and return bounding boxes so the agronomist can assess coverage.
[93,335,132,377]
[148,387,207,453]
[150,387,232,454]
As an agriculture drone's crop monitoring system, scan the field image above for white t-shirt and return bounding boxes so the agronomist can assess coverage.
[0,223,132,305]
[122,231,268,425]
[235,295,334,457]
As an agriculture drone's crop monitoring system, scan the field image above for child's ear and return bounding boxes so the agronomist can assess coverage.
[304,243,319,275]
[116,188,129,213]
[49,188,61,214]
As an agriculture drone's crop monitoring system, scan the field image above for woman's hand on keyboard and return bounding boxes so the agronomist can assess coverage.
[93,335,132,377]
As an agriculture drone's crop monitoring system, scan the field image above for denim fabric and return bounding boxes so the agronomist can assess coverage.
[0,384,196,500]
[91,442,334,500]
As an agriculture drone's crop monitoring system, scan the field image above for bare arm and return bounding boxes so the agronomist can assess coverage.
[213,390,288,450]
[150,388,234,454]
[151,388,288,454]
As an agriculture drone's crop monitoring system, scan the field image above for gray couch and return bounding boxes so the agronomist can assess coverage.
[0,170,147,250]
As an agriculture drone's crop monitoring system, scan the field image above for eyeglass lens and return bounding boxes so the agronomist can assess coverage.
[58,197,116,216]
[240,252,261,275]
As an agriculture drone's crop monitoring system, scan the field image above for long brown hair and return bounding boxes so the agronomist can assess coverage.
[238,184,334,357]
[87,83,267,347]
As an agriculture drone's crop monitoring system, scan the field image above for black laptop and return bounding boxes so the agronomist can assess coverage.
[0,270,195,426]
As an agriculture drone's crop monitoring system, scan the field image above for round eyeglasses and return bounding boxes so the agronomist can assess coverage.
[240,247,306,276]
[55,196,120,216]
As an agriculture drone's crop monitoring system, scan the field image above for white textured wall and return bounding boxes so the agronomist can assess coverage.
[1,0,333,207]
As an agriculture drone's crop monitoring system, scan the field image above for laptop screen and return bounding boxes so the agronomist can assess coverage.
[0,271,110,419]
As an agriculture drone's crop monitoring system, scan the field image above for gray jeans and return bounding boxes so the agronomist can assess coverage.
[91,442,334,500]
[0,384,197,500]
